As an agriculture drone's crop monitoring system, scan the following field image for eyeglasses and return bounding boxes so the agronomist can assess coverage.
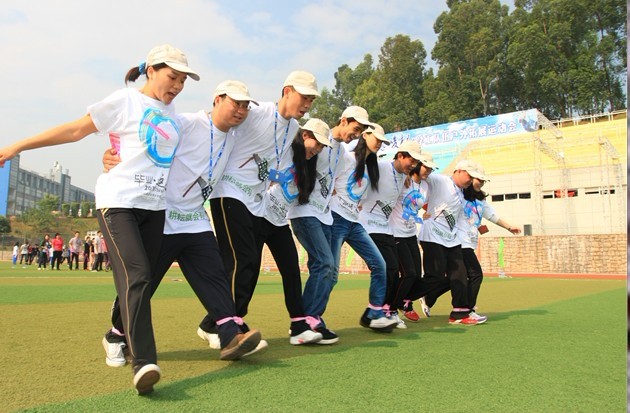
[224,95,251,111]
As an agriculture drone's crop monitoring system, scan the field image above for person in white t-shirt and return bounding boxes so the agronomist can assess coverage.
[102,80,264,365]
[388,150,437,322]
[68,231,82,270]
[289,106,374,344]
[12,242,19,267]
[417,159,486,325]
[328,125,398,333]
[461,162,520,314]
[359,139,426,329]
[0,44,199,395]
[202,71,321,348]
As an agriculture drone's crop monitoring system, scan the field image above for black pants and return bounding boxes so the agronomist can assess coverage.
[206,197,305,327]
[462,247,483,310]
[112,231,240,348]
[98,208,164,369]
[92,253,104,271]
[370,233,399,312]
[51,251,63,270]
[393,235,423,311]
[69,252,79,269]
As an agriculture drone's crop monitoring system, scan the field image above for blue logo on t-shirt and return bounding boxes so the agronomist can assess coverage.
[346,171,369,202]
[139,108,179,167]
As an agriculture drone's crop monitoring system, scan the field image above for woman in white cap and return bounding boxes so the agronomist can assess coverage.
[101,80,264,372]
[387,147,437,322]
[197,119,331,349]
[0,44,199,395]
[326,125,398,334]
[461,162,520,316]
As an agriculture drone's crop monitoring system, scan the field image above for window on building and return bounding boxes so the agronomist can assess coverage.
[518,193,531,199]
[491,194,504,202]
[505,193,518,200]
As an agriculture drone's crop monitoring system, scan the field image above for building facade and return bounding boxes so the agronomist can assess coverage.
[0,155,95,216]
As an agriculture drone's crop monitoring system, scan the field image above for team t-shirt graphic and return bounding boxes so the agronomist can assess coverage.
[139,108,180,168]
[402,188,426,223]
[346,171,369,202]
[464,200,482,227]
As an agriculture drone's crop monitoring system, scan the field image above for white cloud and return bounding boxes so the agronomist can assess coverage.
[0,0,468,190]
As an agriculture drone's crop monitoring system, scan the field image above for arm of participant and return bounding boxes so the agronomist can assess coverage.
[0,114,98,167]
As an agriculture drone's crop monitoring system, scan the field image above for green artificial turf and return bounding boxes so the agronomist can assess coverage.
[0,263,625,412]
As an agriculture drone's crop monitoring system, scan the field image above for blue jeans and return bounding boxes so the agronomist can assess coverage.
[330,212,387,319]
[291,217,334,322]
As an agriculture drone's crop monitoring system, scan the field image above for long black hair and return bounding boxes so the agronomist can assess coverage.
[463,184,488,201]
[291,129,318,205]
[353,135,379,191]
[124,63,168,84]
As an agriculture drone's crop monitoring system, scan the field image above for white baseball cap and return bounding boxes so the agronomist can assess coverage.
[302,118,331,147]
[146,44,200,81]
[454,159,490,181]
[284,70,320,96]
[213,80,259,105]
[365,123,390,145]
[340,106,373,128]
[396,140,423,160]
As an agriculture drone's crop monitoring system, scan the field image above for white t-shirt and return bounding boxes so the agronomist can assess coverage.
[287,137,344,225]
[164,111,235,234]
[390,179,429,238]
[262,142,297,227]
[212,102,299,217]
[358,160,405,235]
[418,173,467,247]
[460,198,499,249]
[89,88,180,210]
[329,147,371,223]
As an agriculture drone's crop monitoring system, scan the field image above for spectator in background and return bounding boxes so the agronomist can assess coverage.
[51,233,64,270]
[12,242,19,267]
[68,231,82,270]
[37,235,50,270]
[20,241,29,266]
[83,236,92,270]
[92,230,104,272]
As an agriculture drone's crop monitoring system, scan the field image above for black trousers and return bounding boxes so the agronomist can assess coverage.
[69,252,79,269]
[418,241,470,317]
[370,233,399,311]
[206,197,304,328]
[51,251,63,270]
[462,247,483,310]
[98,208,164,369]
[392,235,423,311]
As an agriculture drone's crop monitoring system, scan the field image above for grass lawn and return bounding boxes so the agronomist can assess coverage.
[0,263,626,412]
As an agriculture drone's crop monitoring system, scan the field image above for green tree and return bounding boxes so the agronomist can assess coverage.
[430,0,511,119]
[21,196,57,233]
[354,34,427,131]
[0,215,11,233]
[307,87,343,127]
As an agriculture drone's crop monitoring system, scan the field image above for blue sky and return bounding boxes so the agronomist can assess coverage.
[0,0,512,191]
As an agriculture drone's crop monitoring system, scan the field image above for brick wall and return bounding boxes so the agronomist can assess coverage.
[260,233,627,276]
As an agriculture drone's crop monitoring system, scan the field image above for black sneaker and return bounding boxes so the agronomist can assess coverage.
[315,326,339,345]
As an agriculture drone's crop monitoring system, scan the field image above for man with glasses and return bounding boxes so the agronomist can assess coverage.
[198,71,324,351]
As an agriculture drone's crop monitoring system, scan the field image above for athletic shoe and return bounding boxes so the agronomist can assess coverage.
[290,329,323,345]
[419,297,431,318]
[314,326,339,345]
[243,339,269,358]
[393,313,407,329]
[219,330,262,361]
[102,336,127,367]
[360,314,397,332]
[448,316,483,325]
[133,363,161,395]
[468,311,488,324]
[197,327,221,350]
[403,309,420,322]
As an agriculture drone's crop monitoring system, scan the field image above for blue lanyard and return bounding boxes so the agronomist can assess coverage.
[327,143,341,194]
[391,161,399,192]
[274,108,290,170]
[208,118,227,182]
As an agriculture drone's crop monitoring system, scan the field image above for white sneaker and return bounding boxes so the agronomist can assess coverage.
[243,339,269,358]
[133,363,161,395]
[419,297,431,318]
[289,329,323,345]
[102,337,127,367]
[469,311,488,324]
[197,327,221,350]
[369,316,398,330]
[393,313,407,329]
